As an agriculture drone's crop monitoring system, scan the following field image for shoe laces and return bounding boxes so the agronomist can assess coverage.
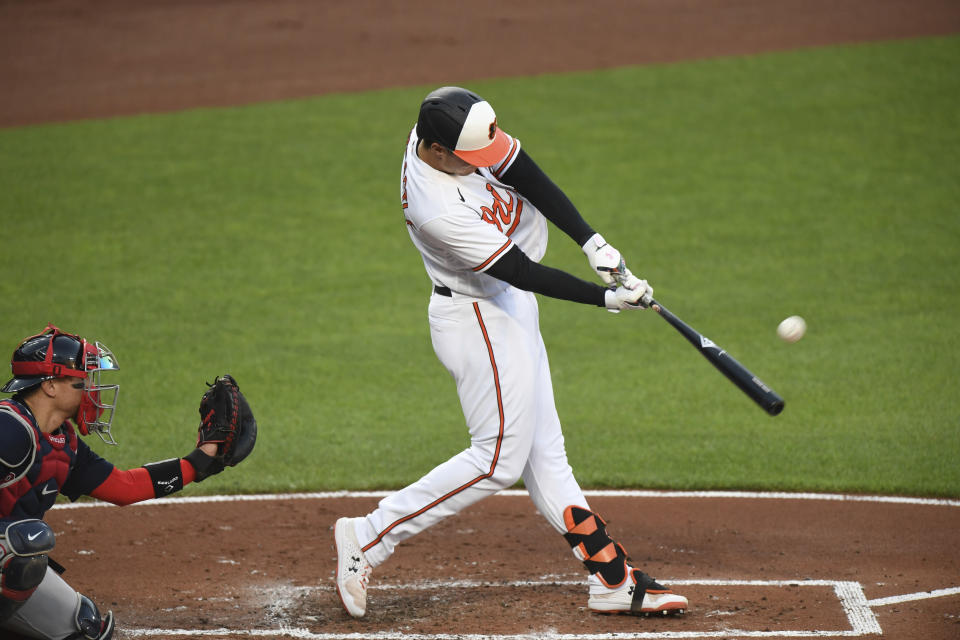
[347,552,371,589]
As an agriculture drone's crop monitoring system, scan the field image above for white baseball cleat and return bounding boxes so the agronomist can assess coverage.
[334,517,372,618]
[588,568,688,615]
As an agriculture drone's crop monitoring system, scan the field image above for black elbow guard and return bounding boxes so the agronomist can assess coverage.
[143,458,184,497]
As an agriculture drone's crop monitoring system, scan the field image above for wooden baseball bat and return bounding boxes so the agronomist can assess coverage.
[648,298,785,416]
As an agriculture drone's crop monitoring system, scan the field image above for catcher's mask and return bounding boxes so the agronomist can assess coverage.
[2,324,120,444]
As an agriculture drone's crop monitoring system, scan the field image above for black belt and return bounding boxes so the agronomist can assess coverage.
[434,285,452,297]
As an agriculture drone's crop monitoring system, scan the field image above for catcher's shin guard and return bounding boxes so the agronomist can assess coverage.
[563,506,629,588]
[65,594,114,640]
[0,520,55,622]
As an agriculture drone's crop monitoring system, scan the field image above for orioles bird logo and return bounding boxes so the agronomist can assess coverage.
[480,183,523,236]
[488,119,497,140]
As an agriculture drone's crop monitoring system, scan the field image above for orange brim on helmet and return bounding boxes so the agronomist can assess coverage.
[416,86,515,168]
[453,123,513,168]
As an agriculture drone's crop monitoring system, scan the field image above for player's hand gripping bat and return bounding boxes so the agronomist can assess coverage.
[644,295,785,416]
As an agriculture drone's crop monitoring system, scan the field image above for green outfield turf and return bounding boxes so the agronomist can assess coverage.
[1,36,957,497]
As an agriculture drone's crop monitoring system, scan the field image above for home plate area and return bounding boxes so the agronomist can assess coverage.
[119,579,960,639]
[46,491,960,639]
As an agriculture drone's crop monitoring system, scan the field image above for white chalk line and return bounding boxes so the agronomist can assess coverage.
[121,628,877,638]
[866,585,960,606]
[54,491,958,637]
[251,577,952,594]
[119,632,866,639]
[50,489,960,510]
[121,579,960,638]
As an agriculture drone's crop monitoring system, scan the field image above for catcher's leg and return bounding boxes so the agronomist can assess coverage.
[2,566,114,639]
[1,520,55,624]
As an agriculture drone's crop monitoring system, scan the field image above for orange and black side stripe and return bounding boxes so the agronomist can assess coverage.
[491,137,520,180]
[362,302,505,553]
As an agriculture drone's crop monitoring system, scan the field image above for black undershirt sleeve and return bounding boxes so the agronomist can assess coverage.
[499,148,596,247]
[486,245,607,307]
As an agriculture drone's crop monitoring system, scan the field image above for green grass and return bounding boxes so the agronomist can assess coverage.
[1,36,957,497]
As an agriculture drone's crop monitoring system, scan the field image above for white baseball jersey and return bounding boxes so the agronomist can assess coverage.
[400,127,548,297]
[353,127,593,570]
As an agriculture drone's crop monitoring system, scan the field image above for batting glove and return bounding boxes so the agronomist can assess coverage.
[582,233,631,286]
[604,275,653,312]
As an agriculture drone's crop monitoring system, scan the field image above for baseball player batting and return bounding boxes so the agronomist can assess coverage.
[334,87,687,619]
[0,324,256,639]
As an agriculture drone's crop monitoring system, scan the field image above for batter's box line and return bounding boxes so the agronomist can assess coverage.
[866,585,960,607]
[124,579,960,639]
[50,489,960,510]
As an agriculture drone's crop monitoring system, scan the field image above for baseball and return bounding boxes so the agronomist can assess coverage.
[777,315,806,342]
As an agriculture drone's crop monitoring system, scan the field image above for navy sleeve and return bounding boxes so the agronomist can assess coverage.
[486,245,607,306]
[499,148,596,247]
[60,439,115,501]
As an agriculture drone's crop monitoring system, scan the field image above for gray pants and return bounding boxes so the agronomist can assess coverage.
[1,566,84,640]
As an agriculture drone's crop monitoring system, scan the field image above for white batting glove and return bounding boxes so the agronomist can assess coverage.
[604,275,654,312]
[582,233,630,286]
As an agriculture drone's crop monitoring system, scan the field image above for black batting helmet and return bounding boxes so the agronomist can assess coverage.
[416,86,511,167]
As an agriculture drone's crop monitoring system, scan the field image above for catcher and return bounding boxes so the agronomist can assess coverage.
[0,324,256,640]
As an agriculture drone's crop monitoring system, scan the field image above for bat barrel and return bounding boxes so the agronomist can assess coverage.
[650,300,785,416]
[714,351,785,416]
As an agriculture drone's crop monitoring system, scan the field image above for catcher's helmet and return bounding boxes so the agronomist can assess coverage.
[2,324,120,444]
[416,86,511,167]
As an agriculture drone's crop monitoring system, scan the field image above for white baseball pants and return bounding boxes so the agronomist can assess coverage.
[356,286,589,567]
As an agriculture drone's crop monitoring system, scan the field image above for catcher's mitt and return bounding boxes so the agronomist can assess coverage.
[196,374,257,468]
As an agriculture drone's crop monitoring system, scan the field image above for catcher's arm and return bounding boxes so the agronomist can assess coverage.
[184,374,258,482]
[83,377,249,504]
[183,448,223,482]
[182,442,220,481]
[89,434,230,504]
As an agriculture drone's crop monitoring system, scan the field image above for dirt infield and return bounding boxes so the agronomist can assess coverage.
[5,1,960,638]
[2,0,960,128]
[47,492,960,639]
